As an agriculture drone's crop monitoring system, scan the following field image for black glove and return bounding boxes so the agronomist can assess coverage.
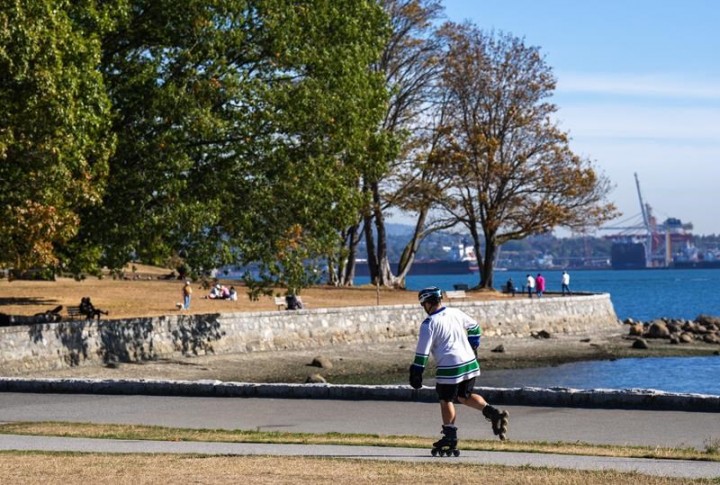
[409,364,423,389]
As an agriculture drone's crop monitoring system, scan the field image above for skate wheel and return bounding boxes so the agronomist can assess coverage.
[452,449,460,457]
[431,448,438,457]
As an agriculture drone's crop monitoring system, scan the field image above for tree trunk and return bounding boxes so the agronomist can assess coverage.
[394,208,430,288]
[341,223,363,286]
[363,214,379,285]
[371,181,399,288]
[467,222,485,288]
[481,236,497,289]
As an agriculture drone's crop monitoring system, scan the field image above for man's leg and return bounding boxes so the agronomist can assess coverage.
[457,393,487,410]
[440,400,456,425]
[458,393,509,441]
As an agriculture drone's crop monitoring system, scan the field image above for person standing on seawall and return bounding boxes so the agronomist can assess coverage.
[526,274,535,298]
[182,280,192,310]
[409,287,510,453]
[561,271,571,296]
[535,273,545,297]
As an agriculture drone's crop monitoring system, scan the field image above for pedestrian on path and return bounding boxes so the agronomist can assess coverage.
[526,274,535,298]
[561,271,572,295]
[536,273,545,297]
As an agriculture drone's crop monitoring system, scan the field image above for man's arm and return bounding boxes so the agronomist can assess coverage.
[464,314,482,354]
[409,320,432,389]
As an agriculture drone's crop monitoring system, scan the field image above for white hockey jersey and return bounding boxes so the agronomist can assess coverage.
[413,306,481,384]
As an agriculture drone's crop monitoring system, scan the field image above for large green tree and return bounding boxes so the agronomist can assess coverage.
[0,0,115,272]
[71,1,388,289]
[432,25,618,289]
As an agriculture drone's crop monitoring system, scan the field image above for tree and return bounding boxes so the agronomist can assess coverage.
[432,25,618,289]
[347,0,445,289]
[0,0,115,273]
[71,1,388,290]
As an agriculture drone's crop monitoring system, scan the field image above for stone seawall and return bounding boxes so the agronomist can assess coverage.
[0,294,618,373]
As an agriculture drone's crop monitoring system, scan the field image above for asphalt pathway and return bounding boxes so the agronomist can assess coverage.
[1,392,719,479]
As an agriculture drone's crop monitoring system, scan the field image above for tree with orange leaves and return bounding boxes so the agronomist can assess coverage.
[430,25,618,289]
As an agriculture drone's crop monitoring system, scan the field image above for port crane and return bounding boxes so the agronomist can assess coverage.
[602,173,693,268]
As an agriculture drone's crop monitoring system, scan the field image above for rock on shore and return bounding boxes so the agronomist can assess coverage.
[623,314,720,346]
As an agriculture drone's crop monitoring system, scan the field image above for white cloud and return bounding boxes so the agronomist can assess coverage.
[556,103,720,141]
[557,72,720,100]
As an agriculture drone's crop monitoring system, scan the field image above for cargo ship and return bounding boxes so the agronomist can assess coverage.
[610,241,647,270]
[355,241,479,276]
[354,259,476,276]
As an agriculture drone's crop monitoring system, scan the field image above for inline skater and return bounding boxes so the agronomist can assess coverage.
[409,286,509,455]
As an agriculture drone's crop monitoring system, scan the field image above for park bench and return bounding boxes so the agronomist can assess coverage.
[274,296,286,310]
[66,306,84,320]
[444,290,468,303]
[274,295,305,310]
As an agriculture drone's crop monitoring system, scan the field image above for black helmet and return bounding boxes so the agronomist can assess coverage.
[418,286,442,304]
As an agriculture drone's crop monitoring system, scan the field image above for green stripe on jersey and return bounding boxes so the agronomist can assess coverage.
[413,354,429,366]
[435,360,480,378]
[467,324,481,336]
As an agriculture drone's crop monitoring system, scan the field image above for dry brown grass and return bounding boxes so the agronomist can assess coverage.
[2,422,717,462]
[0,264,507,319]
[0,453,709,484]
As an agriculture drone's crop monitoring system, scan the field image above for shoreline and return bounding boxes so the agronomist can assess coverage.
[8,328,719,386]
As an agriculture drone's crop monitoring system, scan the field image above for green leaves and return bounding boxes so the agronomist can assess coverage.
[0,0,114,271]
[71,0,388,288]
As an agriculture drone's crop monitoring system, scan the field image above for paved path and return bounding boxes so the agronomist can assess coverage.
[1,434,718,479]
[1,392,719,479]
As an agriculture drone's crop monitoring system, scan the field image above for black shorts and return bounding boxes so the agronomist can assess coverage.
[436,377,476,402]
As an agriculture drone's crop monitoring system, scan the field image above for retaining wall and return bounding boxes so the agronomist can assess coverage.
[0,294,618,373]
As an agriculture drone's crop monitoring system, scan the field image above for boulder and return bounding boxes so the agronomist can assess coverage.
[531,330,552,339]
[646,321,670,339]
[305,374,327,384]
[628,324,644,336]
[491,344,505,353]
[632,338,649,349]
[703,334,720,344]
[310,355,333,369]
[696,314,720,327]
[669,335,680,345]
[679,332,694,344]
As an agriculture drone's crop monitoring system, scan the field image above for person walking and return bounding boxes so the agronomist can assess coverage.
[535,273,545,297]
[561,271,572,295]
[182,280,192,310]
[409,287,509,454]
[526,274,535,298]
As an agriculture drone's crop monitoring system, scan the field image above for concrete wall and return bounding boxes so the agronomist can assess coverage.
[0,294,618,373]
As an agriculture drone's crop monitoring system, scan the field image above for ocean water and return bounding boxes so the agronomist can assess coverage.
[477,356,720,395]
[355,268,720,395]
[356,268,720,322]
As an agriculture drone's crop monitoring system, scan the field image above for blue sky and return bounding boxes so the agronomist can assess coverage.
[442,0,720,235]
